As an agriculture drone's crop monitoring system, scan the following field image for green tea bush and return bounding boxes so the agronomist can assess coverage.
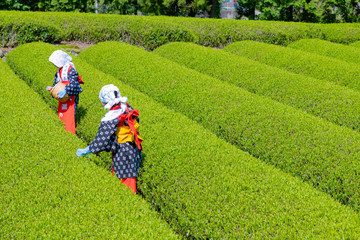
[288,38,360,64]
[350,40,360,48]
[77,41,360,211]
[223,40,360,92]
[154,42,360,132]
[318,24,360,44]
[0,11,60,47]
[0,11,195,51]
[0,59,178,239]
[161,17,315,47]
[2,10,360,50]
[157,16,360,47]
[7,42,360,239]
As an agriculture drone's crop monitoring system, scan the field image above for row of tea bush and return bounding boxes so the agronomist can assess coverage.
[288,38,360,65]
[0,11,60,47]
[0,11,195,50]
[5,41,360,238]
[223,40,360,92]
[2,11,360,49]
[153,42,360,132]
[162,16,360,46]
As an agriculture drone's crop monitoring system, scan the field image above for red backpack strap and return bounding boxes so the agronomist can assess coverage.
[117,103,143,150]
[68,65,84,84]
[127,108,142,151]
[118,103,130,127]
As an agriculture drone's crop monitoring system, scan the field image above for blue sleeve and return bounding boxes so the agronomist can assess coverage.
[88,120,118,154]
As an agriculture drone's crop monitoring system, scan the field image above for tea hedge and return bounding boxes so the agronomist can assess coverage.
[154,42,360,131]
[0,11,195,51]
[77,41,360,211]
[319,23,360,44]
[157,17,316,47]
[7,42,360,239]
[223,40,360,92]
[2,11,360,50]
[0,11,60,47]
[0,59,179,239]
[350,40,360,48]
[155,16,360,47]
[288,38,360,65]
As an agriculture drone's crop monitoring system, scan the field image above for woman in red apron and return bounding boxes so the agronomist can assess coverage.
[46,50,83,135]
[76,84,143,194]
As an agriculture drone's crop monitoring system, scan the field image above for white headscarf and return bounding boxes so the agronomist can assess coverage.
[99,84,128,110]
[49,50,73,68]
[99,84,129,122]
[49,50,75,82]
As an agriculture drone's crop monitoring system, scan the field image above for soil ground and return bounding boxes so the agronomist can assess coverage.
[54,41,94,50]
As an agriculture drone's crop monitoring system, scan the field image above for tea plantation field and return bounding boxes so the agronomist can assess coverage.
[2,11,360,239]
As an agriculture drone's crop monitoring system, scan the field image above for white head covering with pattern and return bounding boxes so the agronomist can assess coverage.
[99,84,128,109]
[49,50,75,82]
[99,84,129,122]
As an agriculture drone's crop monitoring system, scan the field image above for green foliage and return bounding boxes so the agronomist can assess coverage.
[319,23,360,43]
[258,0,298,21]
[161,16,360,47]
[236,0,258,20]
[142,0,222,17]
[0,0,94,12]
[288,38,360,64]
[6,41,360,239]
[2,11,196,50]
[0,11,60,47]
[99,0,139,15]
[2,11,360,49]
[223,40,360,91]
[236,0,360,23]
[154,42,360,132]
[335,0,360,22]
[0,58,179,239]
[42,0,89,12]
[77,41,360,213]
[350,40,360,47]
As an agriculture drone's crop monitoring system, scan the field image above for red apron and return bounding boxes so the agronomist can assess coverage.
[57,81,76,135]
[56,66,83,135]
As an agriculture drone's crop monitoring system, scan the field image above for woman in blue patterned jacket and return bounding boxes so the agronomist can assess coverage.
[46,50,83,134]
[76,84,143,194]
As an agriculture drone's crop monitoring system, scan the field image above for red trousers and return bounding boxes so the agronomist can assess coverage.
[58,96,76,135]
[112,153,137,194]
[121,178,136,194]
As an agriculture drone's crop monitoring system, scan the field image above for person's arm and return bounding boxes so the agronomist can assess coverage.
[76,120,118,157]
[64,68,82,96]
[88,120,118,154]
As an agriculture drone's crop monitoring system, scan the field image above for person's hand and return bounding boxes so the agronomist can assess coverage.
[46,86,53,91]
[76,146,91,157]
[58,89,67,98]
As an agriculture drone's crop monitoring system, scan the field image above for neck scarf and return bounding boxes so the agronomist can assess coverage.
[101,103,127,122]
